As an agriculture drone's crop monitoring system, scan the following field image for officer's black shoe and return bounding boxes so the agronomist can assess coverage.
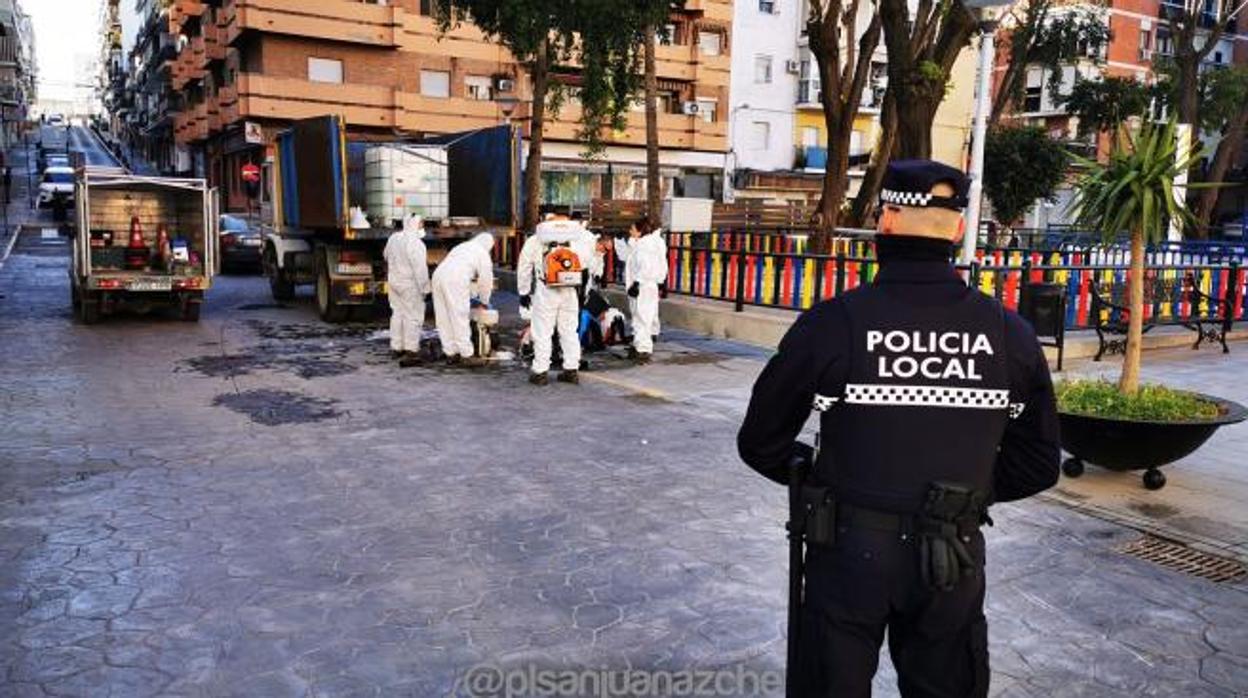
[625,346,639,360]
[557,370,579,385]
[390,350,405,360]
[635,352,652,365]
[529,372,549,386]
[579,359,589,371]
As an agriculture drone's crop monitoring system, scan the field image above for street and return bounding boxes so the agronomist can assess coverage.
[1,225,1246,697]
[67,126,122,168]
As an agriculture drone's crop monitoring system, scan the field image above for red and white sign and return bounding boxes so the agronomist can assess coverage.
[241,163,261,184]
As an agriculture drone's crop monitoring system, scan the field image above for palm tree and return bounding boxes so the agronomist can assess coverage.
[1070,119,1199,396]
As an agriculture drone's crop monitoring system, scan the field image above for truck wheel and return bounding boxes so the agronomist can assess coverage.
[79,295,100,324]
[180,293,202,322]
[265,244,295,301]
[316,262,348,323]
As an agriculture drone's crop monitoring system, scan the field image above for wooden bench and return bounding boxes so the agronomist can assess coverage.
[1090,272,1235,361]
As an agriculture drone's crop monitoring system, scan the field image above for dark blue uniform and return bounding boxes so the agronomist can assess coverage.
[738,234,1061,697]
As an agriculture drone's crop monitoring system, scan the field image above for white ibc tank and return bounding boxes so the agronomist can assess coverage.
[364,145,450,226]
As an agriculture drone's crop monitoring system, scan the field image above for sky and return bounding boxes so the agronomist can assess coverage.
[26,0,104,104]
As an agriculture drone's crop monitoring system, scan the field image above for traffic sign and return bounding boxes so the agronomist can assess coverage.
[241,163,261,183]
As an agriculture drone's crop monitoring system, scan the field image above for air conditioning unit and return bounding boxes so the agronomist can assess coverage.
[785,59,801,74]
[681,101,702,115]
[495,78,515,93]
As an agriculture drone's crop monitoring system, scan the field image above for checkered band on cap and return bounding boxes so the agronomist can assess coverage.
[845,384,1010,410]
[880,189,934,207]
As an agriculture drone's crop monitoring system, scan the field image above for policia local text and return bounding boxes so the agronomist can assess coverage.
[867,330,996,382]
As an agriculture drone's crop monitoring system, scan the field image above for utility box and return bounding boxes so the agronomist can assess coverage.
[364,144,449,226]
[662,197,714,233]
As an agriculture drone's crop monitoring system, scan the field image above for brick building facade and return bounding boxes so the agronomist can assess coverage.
[163,0,733,214]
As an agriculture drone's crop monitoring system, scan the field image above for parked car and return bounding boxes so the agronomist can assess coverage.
[46,113,65,126]
[219,214,263,272]
[38,166,75,209]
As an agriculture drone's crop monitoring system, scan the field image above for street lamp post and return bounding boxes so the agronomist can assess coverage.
[494,93,522,263]
[960,0,1015,264]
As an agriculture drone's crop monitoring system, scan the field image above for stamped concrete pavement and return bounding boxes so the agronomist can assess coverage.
[1,231,1246,697]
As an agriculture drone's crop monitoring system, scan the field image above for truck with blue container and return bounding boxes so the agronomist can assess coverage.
[262,115,520,322]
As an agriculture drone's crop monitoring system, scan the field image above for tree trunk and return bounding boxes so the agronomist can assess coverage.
[1119,229,1145,396]
[644,27,661,228]
[895,90,942,159]
[848,89,897,227]
[1194,104,1248,232]
[1176,56,1202,155]
[523,41,550,232]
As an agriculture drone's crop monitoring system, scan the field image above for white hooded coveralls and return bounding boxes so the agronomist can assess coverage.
[614,230,667,354]
[518,220,593,374]
[382,216,430,353]
[431,232,494,358]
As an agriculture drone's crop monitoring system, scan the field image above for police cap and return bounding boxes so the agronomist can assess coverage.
[880,160,970,211]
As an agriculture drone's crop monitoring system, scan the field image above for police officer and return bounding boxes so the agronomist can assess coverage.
[738,160,1060,697]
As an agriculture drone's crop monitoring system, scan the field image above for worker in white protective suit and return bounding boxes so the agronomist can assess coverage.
[431,232,495,367]
[382,214,431,368]
[614,218,668,364]
[518,215,593,385]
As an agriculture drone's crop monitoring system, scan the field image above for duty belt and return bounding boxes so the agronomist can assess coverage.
[797,482,989,592]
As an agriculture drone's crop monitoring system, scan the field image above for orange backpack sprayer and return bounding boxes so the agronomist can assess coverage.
[543,244,583,288]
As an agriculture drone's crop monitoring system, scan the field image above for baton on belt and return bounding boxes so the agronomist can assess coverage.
[785,441,815,698]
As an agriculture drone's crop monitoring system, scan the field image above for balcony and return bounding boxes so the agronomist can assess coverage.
[191,35,206,69]
[796,146,828,171]
[235,73,397,127]
[202,16,225,64]
[543,108,726,152]
[221,0,399,47]
[217,84,239,125]
[0,36,19,66]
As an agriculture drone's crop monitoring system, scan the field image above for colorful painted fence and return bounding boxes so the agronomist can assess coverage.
[661,239,1247,329]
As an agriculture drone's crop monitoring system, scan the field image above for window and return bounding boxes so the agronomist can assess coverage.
[750,121,770,150]
[1214,50,1224,64]
[698,30,722,56]
[420,0,433,15]
[1156,27,1173,56]
[696,98,718,123]
[1138,29,1152,60]
[754,55,773,84]
[850,130,864,156]
[307,57,343,84]
[759,0,777,12]
[465,75,493,101]
[1023,68,1043,112]
[800,126,819,148]
[658,23,677,45]
[421,70,450,98]
[797,59,820,104]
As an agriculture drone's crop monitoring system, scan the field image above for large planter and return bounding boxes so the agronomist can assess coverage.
[1059,395,1247,490]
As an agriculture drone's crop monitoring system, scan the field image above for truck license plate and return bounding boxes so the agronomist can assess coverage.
[128,279,172,292]
[336,263,372,275]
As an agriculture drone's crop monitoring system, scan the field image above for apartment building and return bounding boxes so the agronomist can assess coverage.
[727,0,802,179]
[157,0,731,213]
[725,0,977,202]
[126,0,183,174]
[995,0,1247,227]
[0,0,35,149]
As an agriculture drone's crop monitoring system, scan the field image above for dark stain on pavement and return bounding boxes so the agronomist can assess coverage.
[245,319,377,341]
[660,352,729,366]
[181,344,357,380]
[1128,501,1180,519]
[212,389,342,425]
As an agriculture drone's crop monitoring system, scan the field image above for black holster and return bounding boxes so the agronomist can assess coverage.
[917,482,988,592]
